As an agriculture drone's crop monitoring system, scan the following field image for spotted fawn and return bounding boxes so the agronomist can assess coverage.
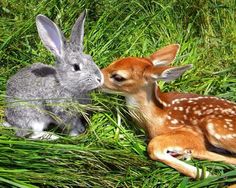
[101,44,236,179]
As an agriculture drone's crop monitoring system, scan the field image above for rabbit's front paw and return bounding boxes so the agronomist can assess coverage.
[29,131,59,140]
[69,130,79,136]
[69,126,85,136]
[1,122,12,127]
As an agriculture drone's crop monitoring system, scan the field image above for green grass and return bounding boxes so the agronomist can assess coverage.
[0,0,236,187]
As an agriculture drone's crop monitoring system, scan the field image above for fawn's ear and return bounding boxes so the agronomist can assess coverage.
[149,44,180,66]
[151,64,193,82]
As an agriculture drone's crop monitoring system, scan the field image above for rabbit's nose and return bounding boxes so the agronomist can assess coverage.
[96,77,101,83]
[96,74,104,85]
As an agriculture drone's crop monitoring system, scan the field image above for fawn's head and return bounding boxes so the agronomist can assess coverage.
[102,44,192,95]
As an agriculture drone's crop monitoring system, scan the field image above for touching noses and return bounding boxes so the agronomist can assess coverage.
[96,71,104,85]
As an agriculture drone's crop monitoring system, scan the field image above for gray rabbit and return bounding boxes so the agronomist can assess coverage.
[4,11,103,140]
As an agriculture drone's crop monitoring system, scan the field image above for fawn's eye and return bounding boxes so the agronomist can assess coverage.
[111,74,126,82]
[73,64,81,71]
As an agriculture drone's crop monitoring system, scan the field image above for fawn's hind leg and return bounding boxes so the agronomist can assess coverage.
[193,150,236,165]
[201,118,236,153]
[148,129,236,179]
[147,131,210,179]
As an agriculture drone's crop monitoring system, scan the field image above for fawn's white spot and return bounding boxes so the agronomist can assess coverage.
[173,100,180,104]
[205,109,214,114]
[171,119,179,124]
[174,107,179,111]
[159,99,168,107]
[207,123,215,135]
[185,106,191,114]
[172,98,187,105]
[226,121,233,127]
[178,107,184,111]
[180,120,185,124]
[194,110,202,116]
[214,134,222,139]
[202,106,207,110]
[183,115,188,120]
[222,134,234,140]
[229,124,233,128]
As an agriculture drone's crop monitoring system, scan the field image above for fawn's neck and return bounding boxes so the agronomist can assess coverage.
[125,84,169,137]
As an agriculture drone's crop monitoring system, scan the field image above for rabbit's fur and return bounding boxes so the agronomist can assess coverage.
[5,11,103,140]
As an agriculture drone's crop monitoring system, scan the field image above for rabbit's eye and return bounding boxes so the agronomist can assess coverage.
[110,74,126,82]
[73,64,81,71]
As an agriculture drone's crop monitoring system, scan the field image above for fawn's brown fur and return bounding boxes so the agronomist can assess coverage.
[101,44,236,178]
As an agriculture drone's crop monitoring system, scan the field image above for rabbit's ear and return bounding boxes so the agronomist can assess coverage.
[70,10,86,51]
[36,14,65,58]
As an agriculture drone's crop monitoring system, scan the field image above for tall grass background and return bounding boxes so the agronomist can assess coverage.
[0,0,236,187]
